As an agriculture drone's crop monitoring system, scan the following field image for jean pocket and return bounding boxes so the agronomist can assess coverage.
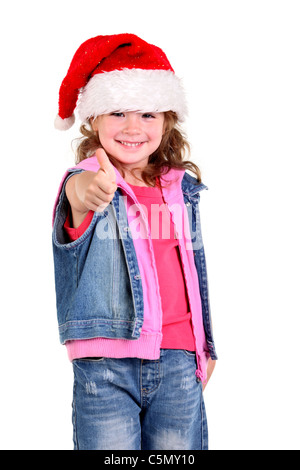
[183,350,196,358]
[74,357,105,363]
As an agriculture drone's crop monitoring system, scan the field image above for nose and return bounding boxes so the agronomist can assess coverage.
[123,113,141,135]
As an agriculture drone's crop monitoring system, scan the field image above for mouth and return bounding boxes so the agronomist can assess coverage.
[117,141,145,148]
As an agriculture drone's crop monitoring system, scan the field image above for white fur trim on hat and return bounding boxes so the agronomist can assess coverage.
[77,68,188,122]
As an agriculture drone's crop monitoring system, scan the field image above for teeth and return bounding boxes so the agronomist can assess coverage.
[120,141,142,147]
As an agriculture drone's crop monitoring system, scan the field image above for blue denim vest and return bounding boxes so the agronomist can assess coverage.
[52,170,217,361]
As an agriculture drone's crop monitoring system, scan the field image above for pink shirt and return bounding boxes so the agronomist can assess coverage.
[64,182,195,351]
[126,182,195,351]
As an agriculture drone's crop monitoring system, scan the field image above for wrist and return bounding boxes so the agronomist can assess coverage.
[66,172,91,213]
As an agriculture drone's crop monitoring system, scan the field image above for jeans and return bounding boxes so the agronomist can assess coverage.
[72,349,208,450]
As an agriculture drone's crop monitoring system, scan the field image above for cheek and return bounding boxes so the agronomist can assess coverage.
[98,127,116,147]
[155,121,165,139]
[152,128,164,145]
[147,120,163,137]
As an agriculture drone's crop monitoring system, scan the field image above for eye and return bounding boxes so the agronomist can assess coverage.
[110,112,125,117]
[142,113,155,119]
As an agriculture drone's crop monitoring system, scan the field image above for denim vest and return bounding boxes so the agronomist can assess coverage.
[52,165,217,362]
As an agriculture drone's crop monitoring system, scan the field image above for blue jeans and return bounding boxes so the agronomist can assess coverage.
[72,349,208,450]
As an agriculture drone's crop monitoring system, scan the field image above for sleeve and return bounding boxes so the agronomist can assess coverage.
[64,208,94,241]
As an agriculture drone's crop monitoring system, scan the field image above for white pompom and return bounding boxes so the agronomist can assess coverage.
[54,114,75,131]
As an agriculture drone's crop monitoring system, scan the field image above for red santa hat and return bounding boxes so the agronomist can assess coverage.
[54,33,187,130]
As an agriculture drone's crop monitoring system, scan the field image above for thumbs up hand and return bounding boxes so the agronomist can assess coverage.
[81,148,117,212]
[65,148,118,227]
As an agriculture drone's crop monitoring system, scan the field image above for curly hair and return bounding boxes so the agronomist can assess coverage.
[72,111,201,186]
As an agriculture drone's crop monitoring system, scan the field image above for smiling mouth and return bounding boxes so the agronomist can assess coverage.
[118,141,145,147]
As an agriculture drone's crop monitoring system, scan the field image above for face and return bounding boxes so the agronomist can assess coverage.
[92,111,165,173]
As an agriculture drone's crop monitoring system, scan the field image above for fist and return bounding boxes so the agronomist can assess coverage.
[81,148,118,212]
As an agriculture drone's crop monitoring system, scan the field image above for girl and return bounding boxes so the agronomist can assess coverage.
[53,33,217,451]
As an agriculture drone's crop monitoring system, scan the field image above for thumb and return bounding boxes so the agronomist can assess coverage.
[96,148,116,181]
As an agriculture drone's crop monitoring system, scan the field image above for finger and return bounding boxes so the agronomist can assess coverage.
[96,148,116,181]
[84,189,115,211]
[87,200,110,213]
[95,171,118,195]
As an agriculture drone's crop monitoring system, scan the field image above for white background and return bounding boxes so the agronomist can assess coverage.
[0,0,299,450]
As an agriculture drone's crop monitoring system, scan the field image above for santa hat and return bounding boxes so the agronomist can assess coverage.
[54,33,187,130]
